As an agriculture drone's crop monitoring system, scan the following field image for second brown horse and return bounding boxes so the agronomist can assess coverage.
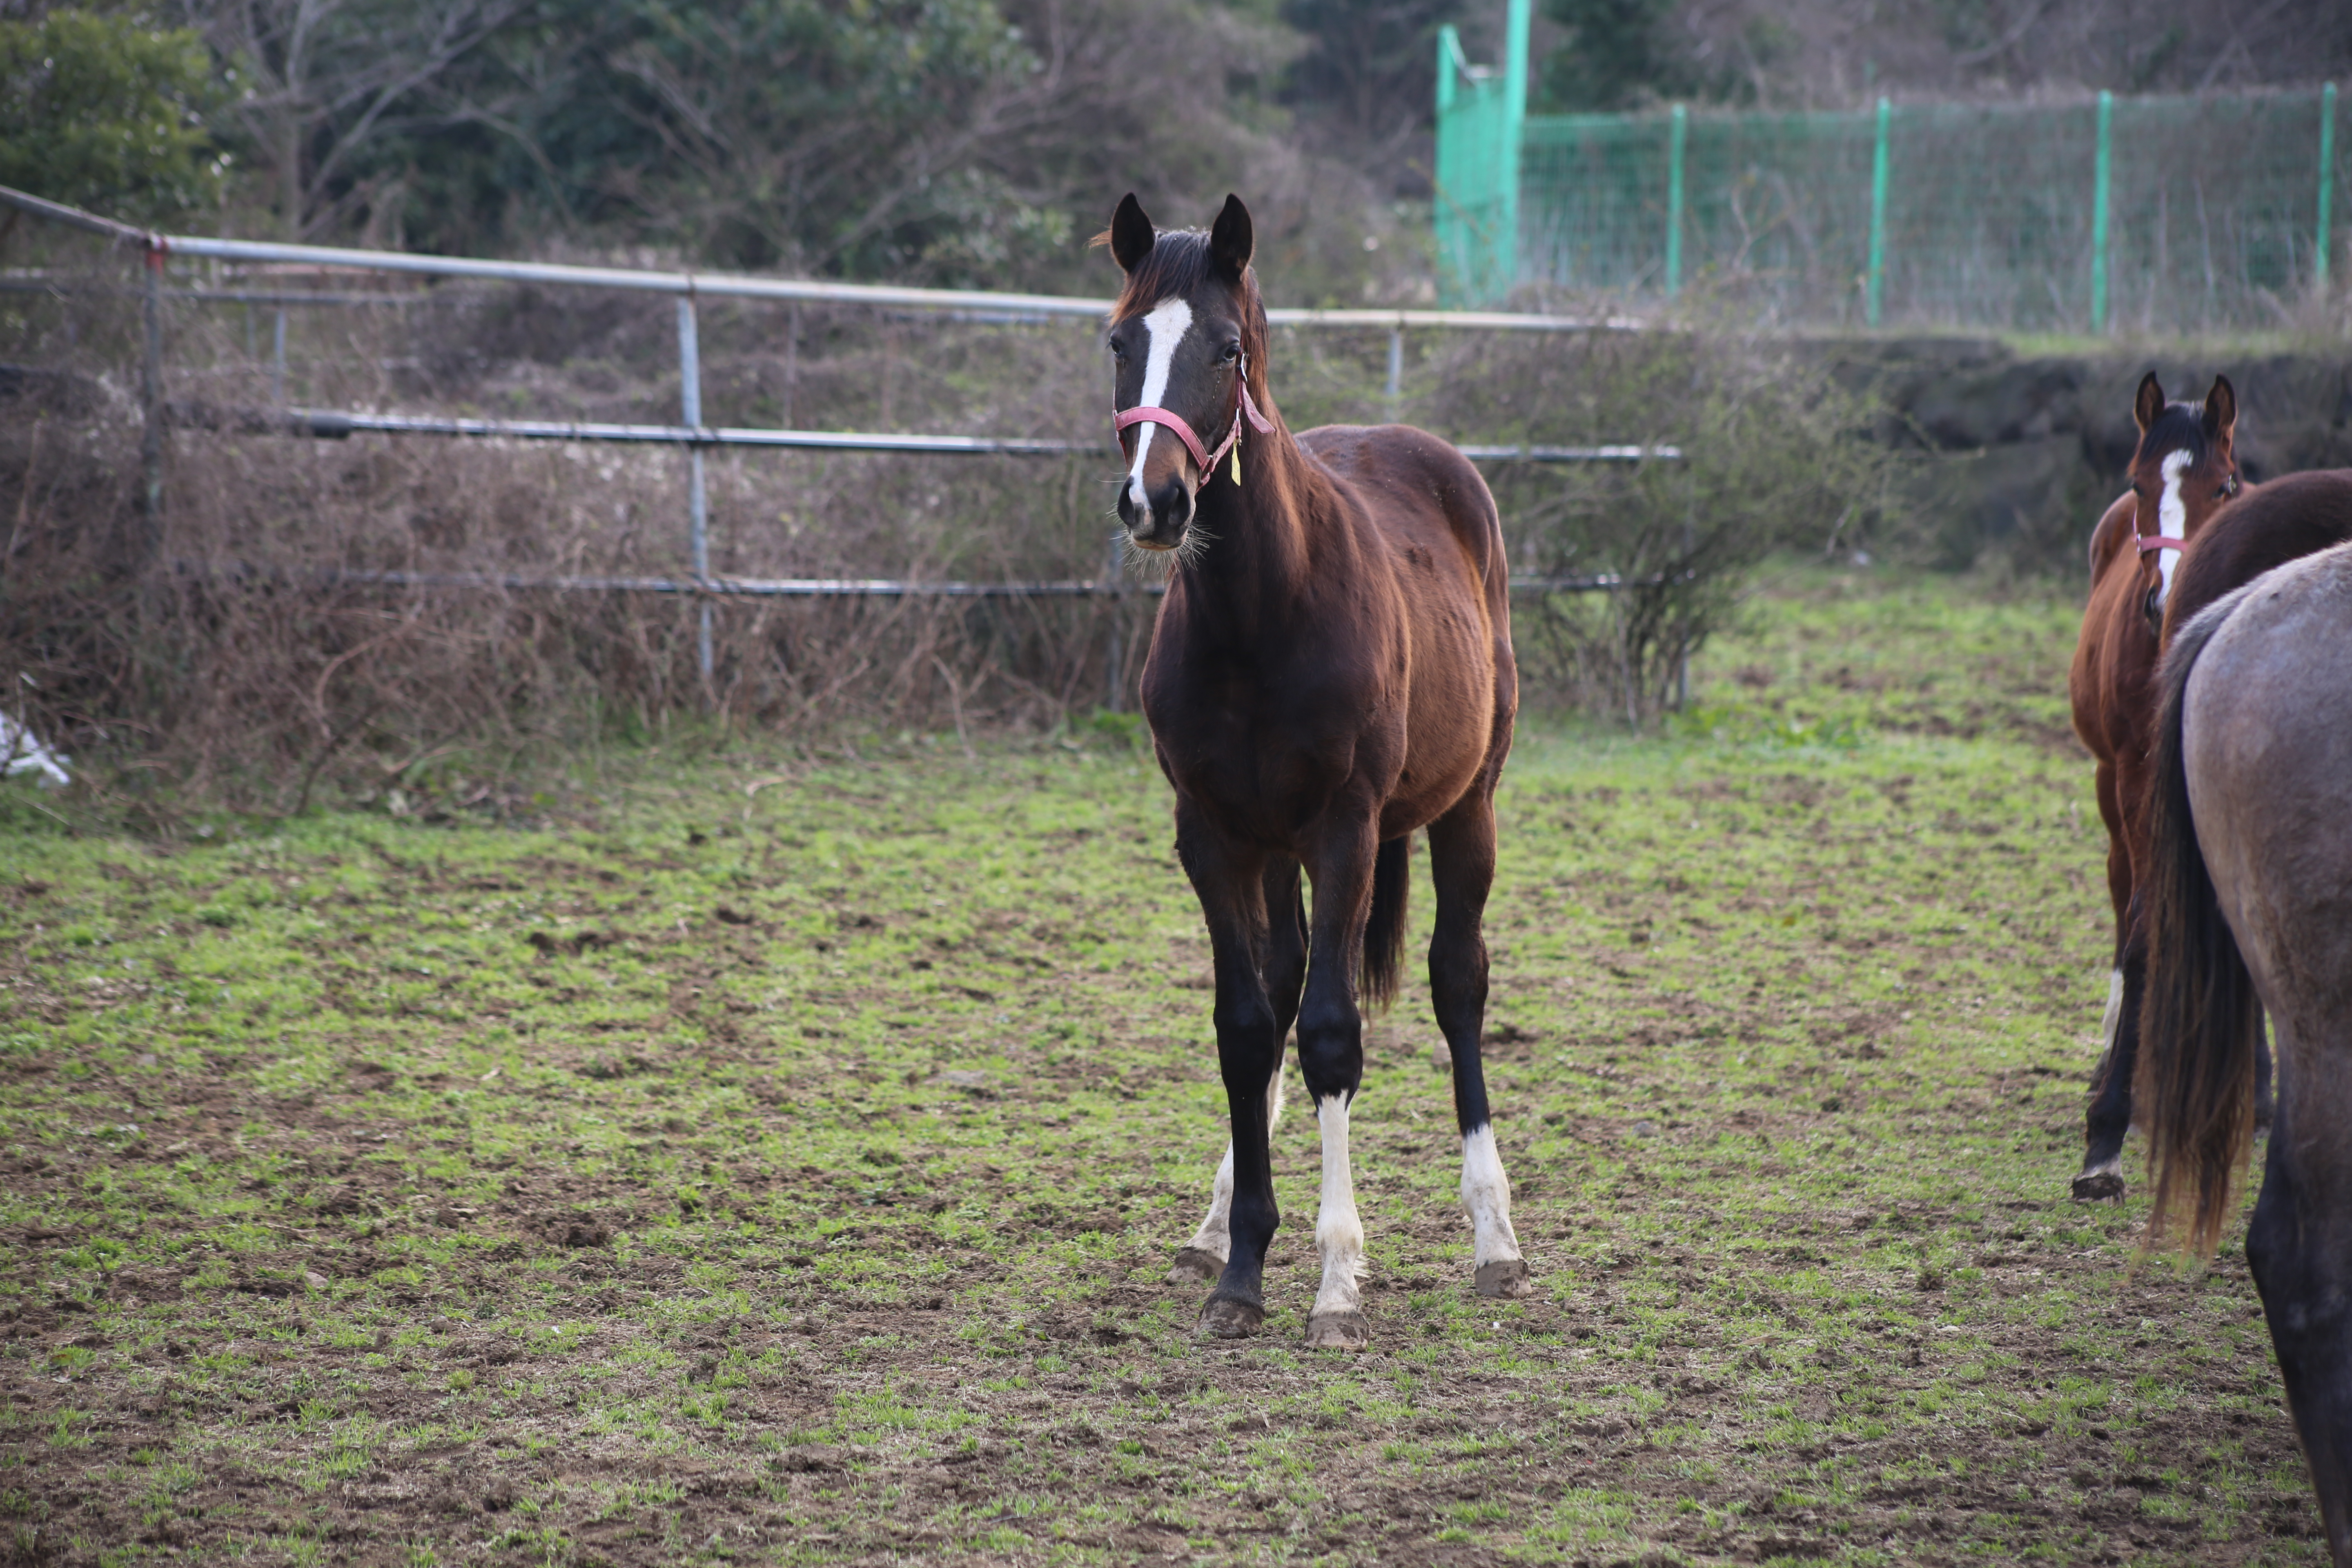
[2069,372,2245,1199]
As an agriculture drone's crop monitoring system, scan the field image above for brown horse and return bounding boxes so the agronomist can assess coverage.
[2140,537,2352,1563]
[1105,192,1526,1348]
[2067,372,2242,1200]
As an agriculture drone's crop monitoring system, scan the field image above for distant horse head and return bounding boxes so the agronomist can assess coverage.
[2129,372,2241,626]
[1102,192,1274,552]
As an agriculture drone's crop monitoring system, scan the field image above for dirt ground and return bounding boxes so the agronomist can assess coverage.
[0,575,2325,1565]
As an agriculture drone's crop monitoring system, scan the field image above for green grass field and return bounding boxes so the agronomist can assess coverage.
[0,570,2323,1566]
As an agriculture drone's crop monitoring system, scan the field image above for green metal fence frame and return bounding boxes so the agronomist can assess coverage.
[1436,27,2344,326]
[1432,0,1529,305]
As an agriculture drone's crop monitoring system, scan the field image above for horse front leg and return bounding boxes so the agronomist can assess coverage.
[1172,860,1307,1282]
[1296,823,1378,1350]
[1171,814,1283,1337]
[2077,761,2134,1200]
[2075,910,2143,1201]
[1428,795,1529,1298]
[1170,1065,1285,1282]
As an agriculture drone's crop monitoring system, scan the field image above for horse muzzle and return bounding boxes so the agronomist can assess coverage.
[1118,470,1195,551]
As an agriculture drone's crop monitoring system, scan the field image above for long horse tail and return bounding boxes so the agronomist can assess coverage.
[1360,835,1410,1011]
[2139,585,2267,1256]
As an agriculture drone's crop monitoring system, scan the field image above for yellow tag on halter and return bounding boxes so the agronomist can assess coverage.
[1229,443,1241,486]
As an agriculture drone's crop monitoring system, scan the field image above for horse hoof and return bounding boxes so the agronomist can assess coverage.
[1198,1294,1264,1339]
[2071,1171,2126,1203]
[1474,1259,1533,1299]
[1305,1312,1370,1351]
[1168,1247,1224,1285]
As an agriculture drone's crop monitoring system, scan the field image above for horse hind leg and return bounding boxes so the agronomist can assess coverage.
[1427,799,1530,1298]
[2246,1082,2352,1563]
[1169,1062,1285,1282]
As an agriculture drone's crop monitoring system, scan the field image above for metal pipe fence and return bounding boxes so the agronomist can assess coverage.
[1,183,1682,694]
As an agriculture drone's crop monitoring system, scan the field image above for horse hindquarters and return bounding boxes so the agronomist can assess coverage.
[2162,556,2352,1557]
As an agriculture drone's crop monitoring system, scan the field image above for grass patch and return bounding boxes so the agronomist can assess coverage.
[0,568,2319,1563]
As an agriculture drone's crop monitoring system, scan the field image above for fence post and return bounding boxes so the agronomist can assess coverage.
[1665,103,1687,298]
[677,294,714,690]
[138,240,166,569]
[271,307,287,405]
[1866,97,1890,327]
[2091,89,2113,334]
[1384,327,1403,422]
[2320,82,2338,295]
[1501,0,1530,296]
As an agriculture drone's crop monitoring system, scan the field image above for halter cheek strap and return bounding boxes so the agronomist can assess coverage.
[1114,356,1275,491]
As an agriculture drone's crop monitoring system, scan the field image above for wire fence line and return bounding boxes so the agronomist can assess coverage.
[0,183,1684,691]
[1434,10,2343,330]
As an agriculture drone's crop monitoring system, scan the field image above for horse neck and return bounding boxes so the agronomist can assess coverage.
[1178,416,1323,633]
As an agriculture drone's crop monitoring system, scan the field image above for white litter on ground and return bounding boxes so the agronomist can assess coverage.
[1,710,70,788]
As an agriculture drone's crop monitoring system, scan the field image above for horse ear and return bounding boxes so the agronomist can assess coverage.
[2203,374,2238,442]
[1110,193,1155,274]
[1209,194,1254,287]
[2133,371,2165,435]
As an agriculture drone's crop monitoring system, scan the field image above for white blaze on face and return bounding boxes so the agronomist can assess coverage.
[1124,296,1194,512]
[2153,448,2193,609]
[1460,1125,1523,1268]
[1311,1093,1365,1322]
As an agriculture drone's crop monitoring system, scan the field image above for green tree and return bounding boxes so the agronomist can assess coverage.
[0,9,225,221]
[1538,0,1694,112]
[329,0,1290,286]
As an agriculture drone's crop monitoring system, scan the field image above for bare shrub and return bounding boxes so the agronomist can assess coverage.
[1,232,1900,810]
[1416,316,1904,722]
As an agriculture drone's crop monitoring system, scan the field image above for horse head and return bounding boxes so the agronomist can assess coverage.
[1102,192,1273,553]
[2129,371,2241,629]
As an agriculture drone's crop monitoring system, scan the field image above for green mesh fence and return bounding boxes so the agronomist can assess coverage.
[1433,10,1525,309]
[1442,78,2344,331]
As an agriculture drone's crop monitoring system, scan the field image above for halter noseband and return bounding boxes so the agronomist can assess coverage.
[1114,354,1275,490]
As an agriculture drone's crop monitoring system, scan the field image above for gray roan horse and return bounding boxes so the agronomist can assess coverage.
[1104,192,1528,1348]
[2141,539,2352,1560]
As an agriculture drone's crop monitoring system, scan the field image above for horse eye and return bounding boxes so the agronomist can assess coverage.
[1109,340,1127,361]
[1221,342,1241,363]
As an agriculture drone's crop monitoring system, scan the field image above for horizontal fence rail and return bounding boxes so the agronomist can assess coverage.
[311,568,1652,597]
[1,183,1683,698]
[0,184,1644,331]
[226,406,1682,463]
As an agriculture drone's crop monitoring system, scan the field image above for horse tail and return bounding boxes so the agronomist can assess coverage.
[2139,586,2266,1256]
[1359,835,1410,1011]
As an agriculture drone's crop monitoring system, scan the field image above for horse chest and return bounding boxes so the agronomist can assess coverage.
[1147,667,1380,829]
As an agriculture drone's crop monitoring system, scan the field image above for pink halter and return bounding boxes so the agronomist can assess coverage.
[1114,356,1275,490]
[2136,532,2187,554]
